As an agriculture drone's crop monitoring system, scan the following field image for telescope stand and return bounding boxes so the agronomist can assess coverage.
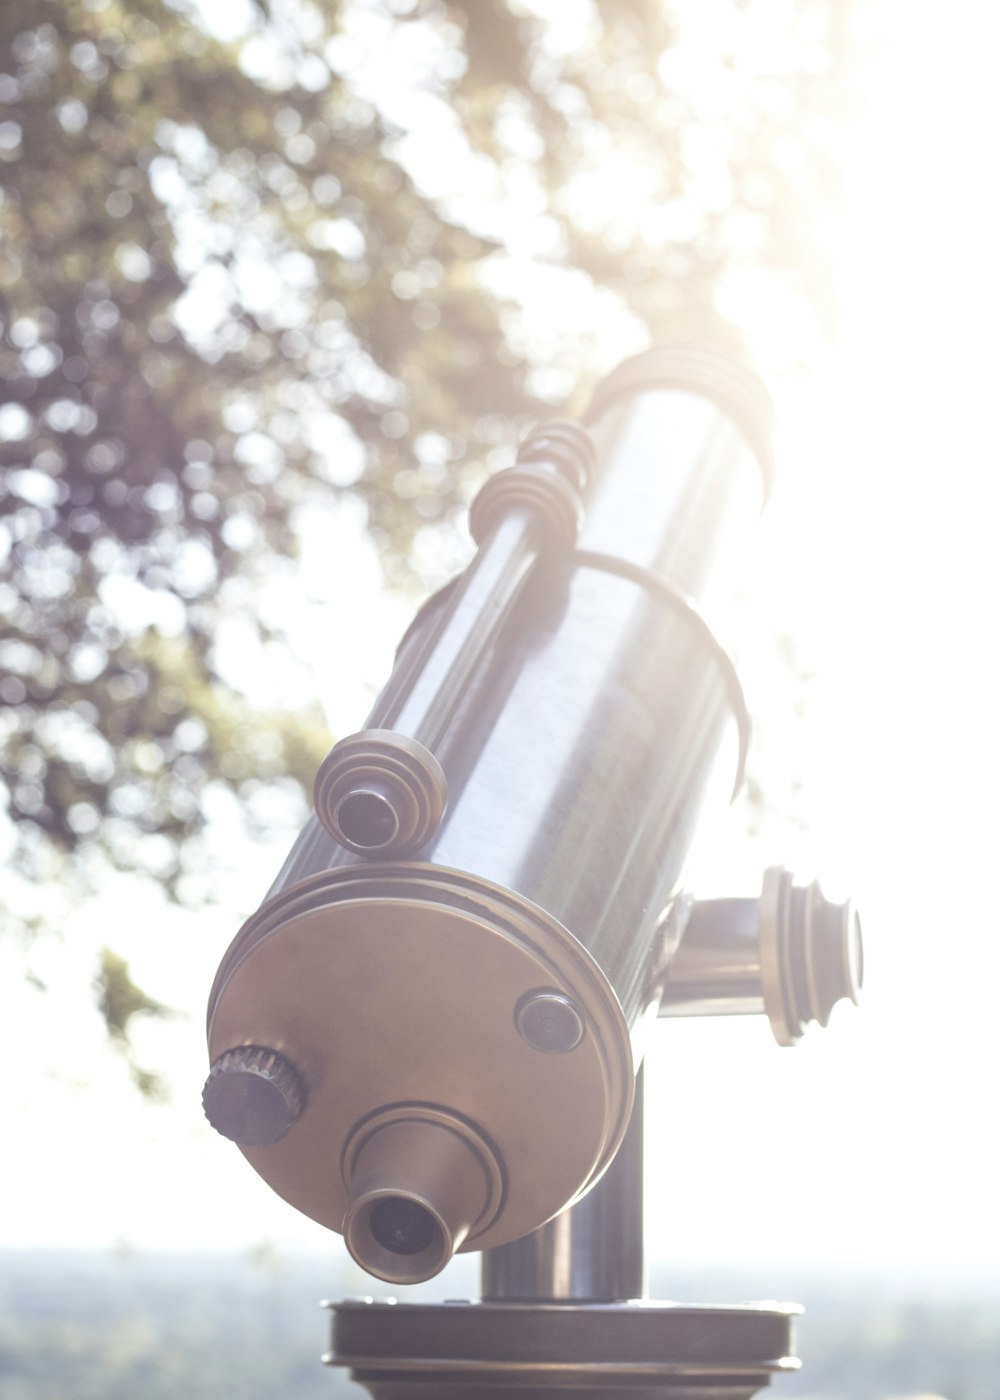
[327,1068,800,1399]
[201,347,855,1396]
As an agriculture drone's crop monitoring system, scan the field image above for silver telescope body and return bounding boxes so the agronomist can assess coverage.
[203,345,860,1285]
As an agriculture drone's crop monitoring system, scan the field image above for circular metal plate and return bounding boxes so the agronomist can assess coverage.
[207,867,633,1249]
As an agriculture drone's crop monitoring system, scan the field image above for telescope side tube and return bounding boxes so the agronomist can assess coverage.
[311,424,593,857]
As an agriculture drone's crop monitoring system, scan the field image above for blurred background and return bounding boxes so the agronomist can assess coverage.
[1,0,998,1396]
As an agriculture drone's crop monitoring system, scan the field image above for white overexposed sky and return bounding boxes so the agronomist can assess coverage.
[5,0,1000,1296]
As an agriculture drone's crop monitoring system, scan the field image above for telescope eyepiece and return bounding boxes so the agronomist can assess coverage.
[341,1107,504,1285]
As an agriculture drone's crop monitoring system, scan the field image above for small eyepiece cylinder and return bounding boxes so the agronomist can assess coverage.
[313,730,447,858]
[341,1109,503,1285]
[658,868,862,1045]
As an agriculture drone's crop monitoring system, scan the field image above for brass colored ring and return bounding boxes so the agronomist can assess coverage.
[313,729,447,857]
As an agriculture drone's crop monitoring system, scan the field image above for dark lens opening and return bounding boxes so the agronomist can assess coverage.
[337,791,398,848]
[369,1198,438,1257]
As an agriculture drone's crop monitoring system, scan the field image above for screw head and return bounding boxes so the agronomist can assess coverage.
[515,991,584,1053]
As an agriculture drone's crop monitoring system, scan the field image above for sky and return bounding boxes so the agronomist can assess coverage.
[5,0,1000,1295]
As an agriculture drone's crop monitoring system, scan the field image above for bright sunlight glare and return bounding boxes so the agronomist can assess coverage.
[5,0,999,1289]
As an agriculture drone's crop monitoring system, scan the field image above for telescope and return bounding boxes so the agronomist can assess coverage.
[203,343,862,1398]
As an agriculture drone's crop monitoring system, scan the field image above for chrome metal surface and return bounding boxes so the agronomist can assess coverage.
[375,508,543,746]
[482,1065,646,1303]
[571,551,752,793]
[313,508,539,855]
[658,897,766,1019]
[581,387,765,616]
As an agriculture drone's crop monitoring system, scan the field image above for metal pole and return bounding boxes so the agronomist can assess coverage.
[481,1064,646,1303]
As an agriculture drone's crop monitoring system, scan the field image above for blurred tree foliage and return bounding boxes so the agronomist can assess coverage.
[0,0,855,1059]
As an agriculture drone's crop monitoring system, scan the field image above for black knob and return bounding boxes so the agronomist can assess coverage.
[202,1046,305,1146]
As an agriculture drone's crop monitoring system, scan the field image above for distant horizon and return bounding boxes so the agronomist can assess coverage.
[4,1244,997,1297]
[5,1245,998,1400]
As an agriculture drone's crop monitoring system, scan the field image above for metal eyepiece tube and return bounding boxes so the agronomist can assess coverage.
[660,868,863,1044]
[312,423,594,857]
[341,1108,504,1285]
[204,344,781,1283]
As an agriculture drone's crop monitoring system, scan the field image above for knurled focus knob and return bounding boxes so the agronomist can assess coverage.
[202,1046,305,1146]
